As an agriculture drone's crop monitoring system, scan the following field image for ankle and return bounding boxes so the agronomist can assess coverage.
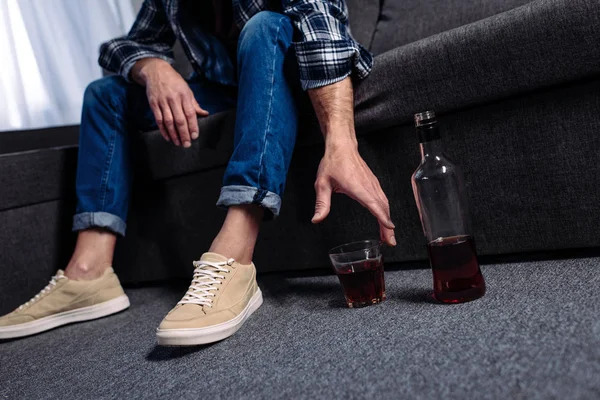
[208,205,262,264]
[209,240,253,265]
[64,260,111,281]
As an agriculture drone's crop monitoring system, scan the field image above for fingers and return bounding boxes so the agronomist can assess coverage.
[149,100,169,142]
[194,99,209,117]
[380,224,396,247]
[347,183,396,246]
[157,97,206,147]
[168,97,191,148]
[183,96,199,141]
[373,196,395,230]
[363,197,396,246]
[373,195,396,246]
[160,103,179,146]
[368,194,396,246]
[350,186,394,228]
[312,178,333,223]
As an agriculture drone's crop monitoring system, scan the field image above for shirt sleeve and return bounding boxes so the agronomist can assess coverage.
[282,0,373,90]
[98,0,176,82]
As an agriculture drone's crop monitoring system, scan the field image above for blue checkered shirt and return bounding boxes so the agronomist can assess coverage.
[99,0,373,90]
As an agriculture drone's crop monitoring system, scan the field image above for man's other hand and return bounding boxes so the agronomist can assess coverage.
[132,58,208,147]
[312,141,396,246]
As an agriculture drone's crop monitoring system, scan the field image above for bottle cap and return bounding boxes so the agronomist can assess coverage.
[414,110,441,142]
[414,111,436,127]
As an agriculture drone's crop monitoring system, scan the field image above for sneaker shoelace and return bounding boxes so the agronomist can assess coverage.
[19,274,67,310]
[178,259,235,307]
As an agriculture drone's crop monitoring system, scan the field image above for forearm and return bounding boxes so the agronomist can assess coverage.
[308,77,358,151]
[130,58,173,86]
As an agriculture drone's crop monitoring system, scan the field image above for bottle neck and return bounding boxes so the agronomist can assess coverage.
[415,122,442,159]
[419,139,444,160]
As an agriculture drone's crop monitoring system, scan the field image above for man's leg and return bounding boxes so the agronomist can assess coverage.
[66,76,136,280]
[0,75,236,340]
[157,11,300,346]
[67,77,237,279]
[212,11,300,263]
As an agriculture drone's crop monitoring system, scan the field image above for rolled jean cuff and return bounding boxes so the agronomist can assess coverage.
[216,185,282,219]
[72,212,127,236]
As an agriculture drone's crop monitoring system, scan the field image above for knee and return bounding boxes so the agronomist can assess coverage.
[238,11,293,52]
[83,75,127,109]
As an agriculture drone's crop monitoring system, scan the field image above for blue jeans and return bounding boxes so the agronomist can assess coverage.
[73,12,300,236]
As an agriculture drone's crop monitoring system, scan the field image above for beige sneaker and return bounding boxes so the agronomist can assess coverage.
[156,252,263,346]
[0,268,129,339]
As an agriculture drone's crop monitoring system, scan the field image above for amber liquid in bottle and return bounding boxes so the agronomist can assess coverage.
[426,235,485,303]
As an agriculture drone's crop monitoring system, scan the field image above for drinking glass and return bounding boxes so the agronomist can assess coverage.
[328,240,385,308]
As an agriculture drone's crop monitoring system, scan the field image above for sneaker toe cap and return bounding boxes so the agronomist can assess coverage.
[159,307,236,330]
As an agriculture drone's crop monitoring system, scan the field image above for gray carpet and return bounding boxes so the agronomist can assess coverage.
[1,258,599,400]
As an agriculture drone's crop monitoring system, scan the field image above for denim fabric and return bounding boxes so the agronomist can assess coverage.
[217,12,299,217]
[74,11,300,236]
[216,186,282,217]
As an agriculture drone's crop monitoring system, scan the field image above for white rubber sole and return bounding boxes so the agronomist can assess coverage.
[156,289,263,346]
[0,294,130,340]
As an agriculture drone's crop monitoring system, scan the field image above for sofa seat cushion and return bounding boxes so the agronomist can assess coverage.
[136,109,236,181]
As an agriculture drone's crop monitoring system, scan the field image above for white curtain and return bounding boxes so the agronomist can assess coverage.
[0,0,136,131]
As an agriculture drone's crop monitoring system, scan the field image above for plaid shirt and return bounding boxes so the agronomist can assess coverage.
[99,0,373,90]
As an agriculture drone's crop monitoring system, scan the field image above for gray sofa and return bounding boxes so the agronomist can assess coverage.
[2,0,600,307]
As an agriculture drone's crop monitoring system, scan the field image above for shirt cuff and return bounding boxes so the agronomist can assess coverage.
[301,72,352,90]
[293,39,373,91]
[120,53,175,83]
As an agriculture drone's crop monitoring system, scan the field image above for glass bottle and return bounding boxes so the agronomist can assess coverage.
[411,111,486,303]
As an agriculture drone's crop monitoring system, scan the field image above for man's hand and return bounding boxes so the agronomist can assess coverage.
[308,77,396,246]
[131,58,208,147]
[313,142,396,246]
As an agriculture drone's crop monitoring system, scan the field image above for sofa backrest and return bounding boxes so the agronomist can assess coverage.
[369,0,534,55]
[346,0,380,49]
